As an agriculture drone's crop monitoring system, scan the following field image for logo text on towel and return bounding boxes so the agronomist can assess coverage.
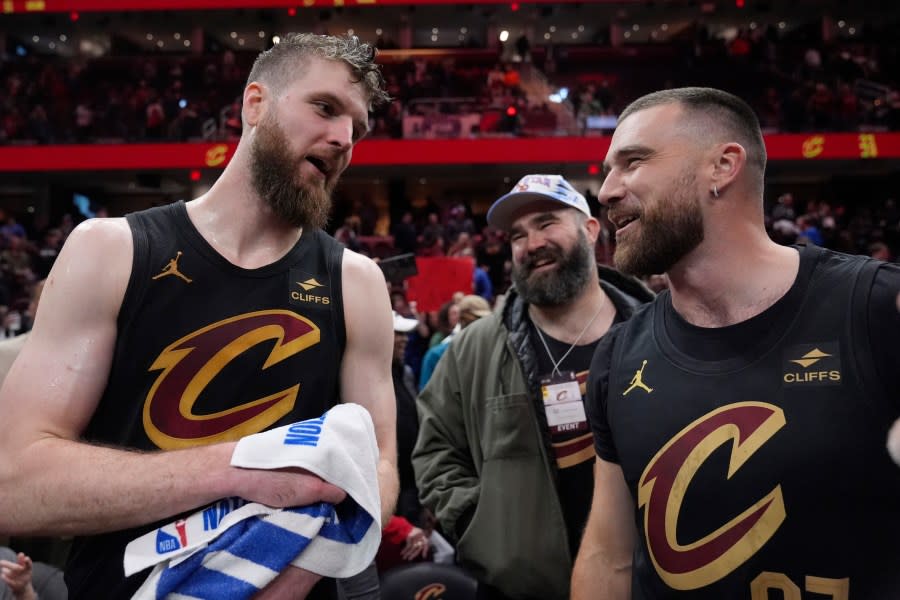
[284,414,328,447]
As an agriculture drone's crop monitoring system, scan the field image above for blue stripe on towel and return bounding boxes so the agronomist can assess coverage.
[150,501,357,600]
[155,525,247,599]
[226,515,319,571]
[317,502,375,545]
[175,565,261,600]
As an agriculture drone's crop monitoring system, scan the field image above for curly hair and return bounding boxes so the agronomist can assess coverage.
[247,32,389,109]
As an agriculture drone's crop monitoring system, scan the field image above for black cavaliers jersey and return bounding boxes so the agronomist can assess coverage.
[65,201,346,599]
[532,325,600,559]
[586,245,900,599]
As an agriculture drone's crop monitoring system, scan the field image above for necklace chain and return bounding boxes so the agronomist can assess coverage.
[533,299,605,377]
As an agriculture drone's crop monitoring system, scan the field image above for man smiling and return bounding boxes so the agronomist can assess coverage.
[573,87,900,599]
[413,174,652,600]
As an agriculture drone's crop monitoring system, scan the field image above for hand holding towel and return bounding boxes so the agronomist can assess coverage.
[125,403,382,600]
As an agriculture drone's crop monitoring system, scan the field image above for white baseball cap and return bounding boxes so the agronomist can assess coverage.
[392,311,418,333]
[487,174,591,230]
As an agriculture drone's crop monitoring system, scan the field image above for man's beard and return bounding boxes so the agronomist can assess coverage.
[512,228,595,307]
[613,170,705,277]
[249,114,334,230]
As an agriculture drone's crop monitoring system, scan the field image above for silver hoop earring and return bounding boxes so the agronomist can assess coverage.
[712,185,719,198]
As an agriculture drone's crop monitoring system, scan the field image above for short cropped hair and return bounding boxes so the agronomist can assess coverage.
[247,33,389,109]
[619,87,766,188]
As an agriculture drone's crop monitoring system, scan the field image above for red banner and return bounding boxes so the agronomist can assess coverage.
[1,142,236,171]
[1,133,899,172]
[763,133,898,160]
[405,257,473,313]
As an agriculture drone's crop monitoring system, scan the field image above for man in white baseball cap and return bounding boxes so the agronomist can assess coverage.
[486,174,591,230]
[414,174,653,600]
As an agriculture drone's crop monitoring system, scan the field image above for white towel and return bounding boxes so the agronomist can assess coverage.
[125,403,382,600]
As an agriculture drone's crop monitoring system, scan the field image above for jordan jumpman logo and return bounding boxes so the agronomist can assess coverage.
[623,359,653,396]
[152,251,192,283]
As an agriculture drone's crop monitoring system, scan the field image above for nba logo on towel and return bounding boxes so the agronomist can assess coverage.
[155,519,188,554]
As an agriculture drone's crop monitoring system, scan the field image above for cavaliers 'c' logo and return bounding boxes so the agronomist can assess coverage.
[143,310,320,449]
[638,402,787,590]
[415,584,446,600]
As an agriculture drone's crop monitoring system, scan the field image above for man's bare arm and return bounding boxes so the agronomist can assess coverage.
[340,249,399,525]
[571,458,637,600]
[0,219,344,537]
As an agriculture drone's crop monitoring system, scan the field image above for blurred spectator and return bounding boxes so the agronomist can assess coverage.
[74,101,93,142]
[391,211,418,256]
[376,516,431,573]
[0,215,27,242]
[771,192,796,222]
[473,264,494,304]
[835,83,860,131]
[377,312,438,574]
[759,86,783,131]
[797,215,825,246]
[486,64,505,88]
[515,33,532,63]
[728,30,752,60]
[885,90,900,129]
[334,216,362,252]
[446,232,475,258]
[418,213,445,257]
[3,279,42,345]
[0,237,34,284]
[428,300,459,348]
[0,547,66,600]
[144,92,166,139]
[391,311,428,523]
[418,294,490,389]
[25,106,52,145]
[807,82,835,129]
[221,99,243,139]
[802,45,823,77]
[2,22,899,145]
[476,228,511,294]
[869,241,893,262]
[443,204,474,247]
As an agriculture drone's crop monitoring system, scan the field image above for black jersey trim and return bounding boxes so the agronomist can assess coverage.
[848,257,891,418]
[325,233,346,362]
[653,245,820,375]
[168,200,313,279]
[120,210,154,344]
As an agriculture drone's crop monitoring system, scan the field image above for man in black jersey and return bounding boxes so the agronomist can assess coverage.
[572,87,900,599]
[0,34,398,600]
[413,175,653,600]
